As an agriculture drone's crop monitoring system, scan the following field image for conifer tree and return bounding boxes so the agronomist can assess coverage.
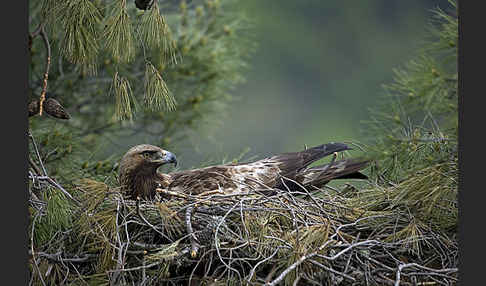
[27,1,458,285]
[361,0,458,233]
[29,0,253,183]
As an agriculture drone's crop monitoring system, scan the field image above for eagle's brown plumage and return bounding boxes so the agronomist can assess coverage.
[119,143,369,199]
[119,144,177,200]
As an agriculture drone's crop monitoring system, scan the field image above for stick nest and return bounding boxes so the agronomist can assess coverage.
[29,175,458,286]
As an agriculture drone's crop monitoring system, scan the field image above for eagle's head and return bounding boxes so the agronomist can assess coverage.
[119,144,177,199]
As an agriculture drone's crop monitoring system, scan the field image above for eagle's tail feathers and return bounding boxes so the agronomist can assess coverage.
[299,142,352,169]
[302,158,370,187]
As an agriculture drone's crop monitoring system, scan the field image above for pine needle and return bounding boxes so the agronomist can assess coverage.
[57,0,102,74]
[139,1,177,64]
[112,72,138,121]
[103,0,135,64]
[144,62,176,112]
[145,238,183,261]
[33,186,74,246]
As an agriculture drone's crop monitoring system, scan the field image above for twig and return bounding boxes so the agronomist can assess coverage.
[265,242,333,285]
[38,25,51,116]
[189,249,216,285]
[28,251,96,263]
[132,241,170,250]
[185,205,200,258]
[247,247,280,283]
[29,157,42,176]
[213,201,243,283]
[28,174,80,205]
[107,260,166,272]
[29,131,47,176]
[267,225,380,286]
[111,200,124,286]
[108,247,191,274]
[156,188,189,199]
[394,263,458,286]
[308,259,356,282]
[30,213,47,286]
[135,197,172,241]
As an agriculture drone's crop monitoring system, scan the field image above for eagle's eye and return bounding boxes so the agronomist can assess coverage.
[141,151,153,159]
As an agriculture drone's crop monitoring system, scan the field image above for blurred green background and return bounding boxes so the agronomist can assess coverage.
[169,1,450,167]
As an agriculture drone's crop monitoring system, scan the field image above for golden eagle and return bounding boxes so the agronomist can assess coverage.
[119,143,369,200]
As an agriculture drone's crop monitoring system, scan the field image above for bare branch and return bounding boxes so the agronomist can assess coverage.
[38,25,51,116]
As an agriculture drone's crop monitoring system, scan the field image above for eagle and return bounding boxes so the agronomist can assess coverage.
[118,143,369,200]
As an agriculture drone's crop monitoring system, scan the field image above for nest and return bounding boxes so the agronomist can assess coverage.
[35,176,455,286]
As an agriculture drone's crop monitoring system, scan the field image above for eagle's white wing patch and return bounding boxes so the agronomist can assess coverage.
[231,161,279,192]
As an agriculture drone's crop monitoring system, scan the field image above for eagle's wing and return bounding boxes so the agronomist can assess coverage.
[166,162,281,195]
[165,143,363,195]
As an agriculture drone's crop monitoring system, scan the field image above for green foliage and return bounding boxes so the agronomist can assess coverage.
[138,1,177,62]
[112,71,138,121]
[28,122,120,186]
[31,187,74,246]
[144,61,175,112]
[427,0,458,57]
[56,0,103,74]
[364,2,457,184]
[104,0,136,64]
[359,0,458,237]
[29,0,254,182]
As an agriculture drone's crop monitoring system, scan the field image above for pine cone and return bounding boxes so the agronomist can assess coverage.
[28,100,40,117]
[28,98,70,120]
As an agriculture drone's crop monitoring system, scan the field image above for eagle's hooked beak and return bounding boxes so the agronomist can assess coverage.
[158,151,177,167]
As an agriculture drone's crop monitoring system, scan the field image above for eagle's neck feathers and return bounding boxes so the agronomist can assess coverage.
[121,163,160,199]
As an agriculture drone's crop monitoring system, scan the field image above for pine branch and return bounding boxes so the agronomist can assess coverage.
[144,61,176,112]
[112,72,138,121]
[58,0,102,74]
[104,0,135,64]
[138,1,178,65]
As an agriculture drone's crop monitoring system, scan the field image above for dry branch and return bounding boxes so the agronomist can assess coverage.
[26,162,458,285]
[35,177,456,285]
